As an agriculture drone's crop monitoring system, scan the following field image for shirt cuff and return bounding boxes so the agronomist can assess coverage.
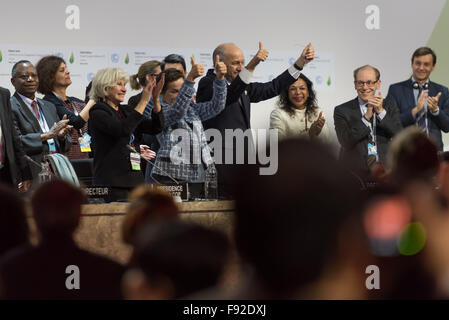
[239,68,253,84]
[430,108,440,116]
[362,116,371,128]
[287,65,301,79]
[377,109,387,121]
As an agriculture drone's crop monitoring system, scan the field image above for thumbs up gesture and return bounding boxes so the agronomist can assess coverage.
[214,55,227,80]
[246,41,270,73]
[186,56,205,82]
[295,42,315,69]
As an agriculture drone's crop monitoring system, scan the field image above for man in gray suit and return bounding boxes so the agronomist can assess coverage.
[10,60,72,181]
[334,65,402,182]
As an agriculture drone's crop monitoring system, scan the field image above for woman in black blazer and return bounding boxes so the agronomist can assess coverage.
[88,67,164,201]
[36,55,96,159]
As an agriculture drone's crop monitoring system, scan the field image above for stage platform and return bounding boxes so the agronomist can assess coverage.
[28,200,235,264]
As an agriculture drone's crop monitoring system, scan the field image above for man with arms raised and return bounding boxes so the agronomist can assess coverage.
[197,42,314,197]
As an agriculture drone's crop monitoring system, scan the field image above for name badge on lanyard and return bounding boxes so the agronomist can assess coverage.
[129,134,140,170]
[79,132,92,152]
[34,103,57,153]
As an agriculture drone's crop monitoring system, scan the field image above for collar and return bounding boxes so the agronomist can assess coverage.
[17,92,38,109]
[411,77,430,87]
[357,96,368,108]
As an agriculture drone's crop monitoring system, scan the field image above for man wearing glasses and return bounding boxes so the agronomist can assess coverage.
[334,65,402,182]
[386,47,449,151]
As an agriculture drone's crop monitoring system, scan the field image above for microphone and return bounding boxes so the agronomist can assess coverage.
[24,155,56,181]
[126,144,179,185]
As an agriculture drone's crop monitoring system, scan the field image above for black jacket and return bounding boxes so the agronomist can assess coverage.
[0,87,31,185]
[88,101,162,188]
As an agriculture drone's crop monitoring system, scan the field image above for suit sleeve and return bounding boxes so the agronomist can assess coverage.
[2,90,31,181]
[197,73,248,106]
[269,109,288,140]
[135,110,163,135]
[386,84,416,126]
[334,105,371,149]
[376,99,403,137]
[11,107,45,157]
[50,97,86,130]
[247,69,296,103]
[429,86,449,133]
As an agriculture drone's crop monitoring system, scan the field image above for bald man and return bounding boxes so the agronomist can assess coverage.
[197,42,314,197]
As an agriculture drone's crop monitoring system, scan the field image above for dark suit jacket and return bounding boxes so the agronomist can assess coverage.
[386,79,449,151]
[88,101,162,188]
[197,69,297,189]
[43,92,86,130]
[10,93,71,180]
[0,239,125,300]
[334,97,403,178]
[0,87,31,185]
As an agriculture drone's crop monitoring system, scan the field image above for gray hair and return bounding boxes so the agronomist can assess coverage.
[90,67,128,101]
[212,43,236,66]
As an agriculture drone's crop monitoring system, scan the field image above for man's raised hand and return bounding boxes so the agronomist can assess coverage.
[186,56,204,82]
[214,55,227,80]
[295,43,315,69]
[246,41,269,73]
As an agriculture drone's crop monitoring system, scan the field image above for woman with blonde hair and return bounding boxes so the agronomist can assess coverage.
[88,67,164,201]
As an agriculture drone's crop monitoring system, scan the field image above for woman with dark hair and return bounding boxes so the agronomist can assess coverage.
[36,55,95,159]
[270,74,330,141]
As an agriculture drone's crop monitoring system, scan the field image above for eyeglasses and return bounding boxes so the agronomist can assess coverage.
[355,80,378,87]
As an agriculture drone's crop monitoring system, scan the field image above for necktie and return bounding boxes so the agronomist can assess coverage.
[31,101,40,120]
[416,85,427,131]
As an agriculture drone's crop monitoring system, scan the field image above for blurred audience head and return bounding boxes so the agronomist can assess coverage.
[123,220,230,299]
[232,138,364,298]
[122,185,179,246]
[0,184,29,257]
[387,126,439,186]
[130,60,162,90]
[31,179,86,240]
[162,54,186,75]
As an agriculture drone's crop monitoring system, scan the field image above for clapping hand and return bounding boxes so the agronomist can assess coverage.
[428,92,442,113]
[368,92,384,114]
[309,112,325,137]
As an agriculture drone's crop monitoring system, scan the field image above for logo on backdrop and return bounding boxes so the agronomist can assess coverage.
[111,53,119,63]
